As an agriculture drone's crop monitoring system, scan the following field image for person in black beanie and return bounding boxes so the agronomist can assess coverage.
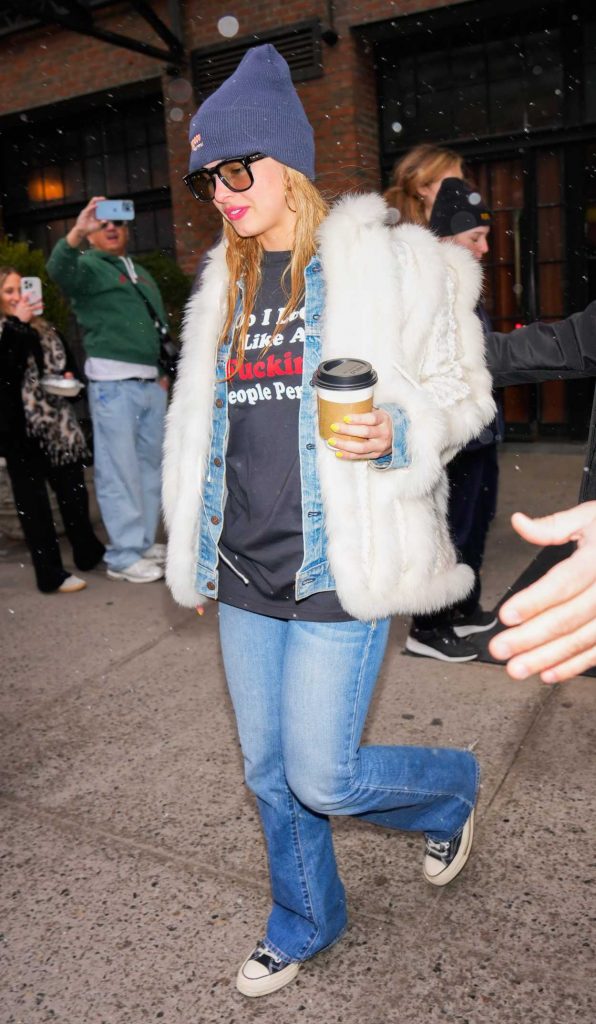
[405,177,503,662]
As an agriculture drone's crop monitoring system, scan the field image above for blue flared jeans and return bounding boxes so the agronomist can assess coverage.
[218,604,479,964]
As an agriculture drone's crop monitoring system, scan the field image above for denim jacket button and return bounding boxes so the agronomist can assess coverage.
[213,457,222,467]
[210,515,220,525]
[207,581,216,591]
[215,398,224,408]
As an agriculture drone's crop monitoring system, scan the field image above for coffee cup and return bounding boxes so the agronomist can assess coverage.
[312,358,378,443]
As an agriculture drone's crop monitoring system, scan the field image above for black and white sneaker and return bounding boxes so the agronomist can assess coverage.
[236,942,300,997]
[423,809,475,887]
[452,606,498,638]
[405,626,478,663]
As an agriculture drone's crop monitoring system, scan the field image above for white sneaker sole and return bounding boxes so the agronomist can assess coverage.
[236,960,300,997]
[57,580,87,593]
[106,568,163,583]
[453,617,497,638]
[424,809,475,887]
[405,636,477,663]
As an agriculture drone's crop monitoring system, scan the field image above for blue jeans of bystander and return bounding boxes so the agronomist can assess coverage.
[88,380,167,571]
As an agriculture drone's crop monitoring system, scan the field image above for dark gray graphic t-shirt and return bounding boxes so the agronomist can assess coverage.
[218,250,350,621]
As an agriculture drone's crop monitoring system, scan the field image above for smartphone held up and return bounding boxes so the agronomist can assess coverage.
[21,276,43,314]
[95,198,135,223]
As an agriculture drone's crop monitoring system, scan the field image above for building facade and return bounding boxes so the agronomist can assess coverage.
[1,0,595,438]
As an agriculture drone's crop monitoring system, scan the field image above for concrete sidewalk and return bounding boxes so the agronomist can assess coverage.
[1,447,594,1024]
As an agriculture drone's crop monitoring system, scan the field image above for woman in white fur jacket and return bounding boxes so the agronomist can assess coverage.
[164,45,495,999]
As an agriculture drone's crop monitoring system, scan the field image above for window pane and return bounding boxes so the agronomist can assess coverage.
[585,61,596,123]
[489,77,526,133]
[452,44,484,86]
[85,156,105,195]
[105,151,128,195]
[486,37,525,83]
[62,160,85,202]
[128,148,151,190]
[417,50,452,93]
[103,121,124,154]
[526,69,563,127]
[417,89,452,135]
[538,207,563,261]
[452,84,486,136]
[126,119,147,149]
[83,130,101,156]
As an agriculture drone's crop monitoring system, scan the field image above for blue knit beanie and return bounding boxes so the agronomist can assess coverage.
[188,44,315,179]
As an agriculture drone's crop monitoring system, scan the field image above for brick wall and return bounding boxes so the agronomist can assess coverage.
[0,0,472,273]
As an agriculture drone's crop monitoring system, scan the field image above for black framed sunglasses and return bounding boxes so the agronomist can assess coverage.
[100,219,125,228]
[183,153,266,203]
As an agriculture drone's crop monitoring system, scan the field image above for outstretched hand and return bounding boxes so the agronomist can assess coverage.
[489,502,596,683]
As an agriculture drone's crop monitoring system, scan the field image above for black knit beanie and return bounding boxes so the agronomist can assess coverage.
[429,178,492,238]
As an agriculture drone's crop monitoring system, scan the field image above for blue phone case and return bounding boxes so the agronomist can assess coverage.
[96,199,135,221]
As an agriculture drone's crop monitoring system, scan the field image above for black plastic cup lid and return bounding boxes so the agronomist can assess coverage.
[312,358,378,391]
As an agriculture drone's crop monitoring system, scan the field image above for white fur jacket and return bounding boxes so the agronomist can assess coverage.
[163,193,496,620]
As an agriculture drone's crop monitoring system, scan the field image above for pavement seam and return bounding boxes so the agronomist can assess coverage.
[0,792,435,930]
[0,791,261,891]
[0,613,198,731]
[476,682,557,816]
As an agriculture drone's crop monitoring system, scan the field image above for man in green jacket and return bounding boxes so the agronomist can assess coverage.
[47,196,168,583]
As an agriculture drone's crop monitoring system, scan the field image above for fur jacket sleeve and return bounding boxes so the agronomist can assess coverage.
[317,194,496,499]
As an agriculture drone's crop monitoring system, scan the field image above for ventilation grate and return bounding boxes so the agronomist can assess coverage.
[191,20,322,100]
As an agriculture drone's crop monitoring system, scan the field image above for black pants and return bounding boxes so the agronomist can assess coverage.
[4,440,105,593]
[413,444,499,630]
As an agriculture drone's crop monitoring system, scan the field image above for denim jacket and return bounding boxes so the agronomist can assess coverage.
[197,255,410,603]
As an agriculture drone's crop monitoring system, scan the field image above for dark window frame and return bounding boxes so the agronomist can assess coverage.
[0,83,174,258]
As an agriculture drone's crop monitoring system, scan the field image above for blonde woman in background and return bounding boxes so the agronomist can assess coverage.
[0,267,104,593]
[384,143,463,224]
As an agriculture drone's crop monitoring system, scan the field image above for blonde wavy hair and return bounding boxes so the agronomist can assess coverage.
[384,144,463,226]
[0,265,19,316]
[0,265,49,333]
[219,166,329,368]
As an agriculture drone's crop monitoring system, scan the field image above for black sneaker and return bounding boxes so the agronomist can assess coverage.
[405,626,478,663]
[452,606,498,638]
[236,942,300,997]
[423,808,475,886]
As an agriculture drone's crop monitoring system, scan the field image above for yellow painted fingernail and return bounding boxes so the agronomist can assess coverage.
[343,415,352,424]
[335,451,344,459]
[328,437,337,446]
[330,422,340,432]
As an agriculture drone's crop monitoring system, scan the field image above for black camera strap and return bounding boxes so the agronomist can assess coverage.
[120,262,179,377]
